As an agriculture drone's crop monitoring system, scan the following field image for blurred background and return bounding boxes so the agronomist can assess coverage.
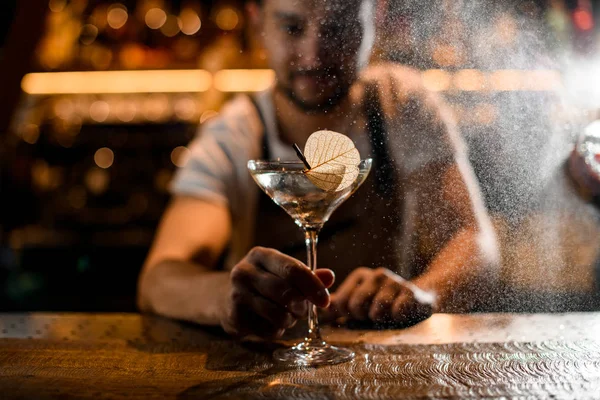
[1,0,600,312]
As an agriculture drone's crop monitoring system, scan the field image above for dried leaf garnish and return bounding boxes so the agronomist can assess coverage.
[300,130,360,192]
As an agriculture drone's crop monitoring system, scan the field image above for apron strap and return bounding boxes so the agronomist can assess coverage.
[247,94,271,160]
[363,82,396,196]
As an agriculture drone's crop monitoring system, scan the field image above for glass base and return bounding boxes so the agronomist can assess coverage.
[273,340,355,367]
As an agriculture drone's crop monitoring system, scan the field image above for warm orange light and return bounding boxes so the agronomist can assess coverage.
[421,69,452,92]
[80,24,99,45]
[215,7,239,30]
[145,8,167,29]
[214,69,275,92]
[453,69,486,91]
[21,69,562,96]
[174,97,198,121]
[21,124,40,144]
[90,47,113,70]
[520,70,562,91]
[142,94,169,121]
[22,70,213,94]
[171,146,191,167]
[90,101,110,122]
[119,44,146,69]
[32,161,61,191]
[115,100,137,122]
[94,147,114,169]
[49,0,66,13]
[107,4,128,29]
[85,168,110,194]
[179,9,201,35]
[489,70,523,91]
[54,98,75,119]
[431,44,463,67]
[161,15,181,37]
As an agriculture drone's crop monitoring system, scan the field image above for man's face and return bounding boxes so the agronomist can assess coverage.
[258,0,375,112]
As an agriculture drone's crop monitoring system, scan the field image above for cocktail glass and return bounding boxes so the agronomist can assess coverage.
[247,158,372,366]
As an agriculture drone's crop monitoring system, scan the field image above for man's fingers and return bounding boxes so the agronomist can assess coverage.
[254,272,306,306]
[315,269,335,288]
[569,149,600,196]
[288,300,308,318]
[330,267,370,318]
[247,247,330,307]
[248,315,287,339]
[249,293,296,329]
[317,305,338,324]
[368,280,403,322]
[347,274,382,321]
[222,300,283,339]
[232,288,295,332]
[391,291,433,327]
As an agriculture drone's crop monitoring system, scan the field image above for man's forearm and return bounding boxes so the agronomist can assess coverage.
[411,226,500,313]
[137,260,231,326]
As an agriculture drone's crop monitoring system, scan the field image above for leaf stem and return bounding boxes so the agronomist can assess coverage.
[293,143,311,170]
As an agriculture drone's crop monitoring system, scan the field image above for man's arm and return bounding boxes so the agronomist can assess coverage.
[137,195,233,325]
[401,86,500,313]
[137,194,334,337]
[407,161,500,313]
[327,161,500,324]
[327,69,500,323]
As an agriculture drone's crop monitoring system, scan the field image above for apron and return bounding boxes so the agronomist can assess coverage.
[248,85,404,286]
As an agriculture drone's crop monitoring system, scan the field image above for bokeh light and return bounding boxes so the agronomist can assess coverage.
[215,7,239,31]
[85,168,110,194]
[89,101,110,122]
[174,97,198,121]
[119,44,145,69]
[453,69,486,91]
[145,8,167,29]
[94,147,115,169]
[54,98,75,120]
[179,8,201,35]
[32,161,62,191]
[90,46,113,70]
[489,69,522,91]
[80,24,99,45]
[421,69,451,92]
[160,15,181,37]
[107,4,128,30]
[115,99,137,122]
[574,8,594,31]
[171,146,191,168]
[142,94,169,121]
[49,0,66,13]
[21,124,40,145]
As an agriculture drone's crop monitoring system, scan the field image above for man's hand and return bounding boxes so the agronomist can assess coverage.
[220,246,334,339]
[325,267,435,326]
[569,149,600,198]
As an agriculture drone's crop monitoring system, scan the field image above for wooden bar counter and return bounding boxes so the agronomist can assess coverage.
[1,312,600,399]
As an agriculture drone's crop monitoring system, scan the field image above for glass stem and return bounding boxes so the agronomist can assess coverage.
[304,228,324,346]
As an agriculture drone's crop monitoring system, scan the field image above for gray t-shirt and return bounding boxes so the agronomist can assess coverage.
[170,63,466,281]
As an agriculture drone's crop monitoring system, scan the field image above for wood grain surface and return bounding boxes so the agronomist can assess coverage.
[1,312,600,399]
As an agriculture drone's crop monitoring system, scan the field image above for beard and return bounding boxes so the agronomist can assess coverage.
[276,70,353,114]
